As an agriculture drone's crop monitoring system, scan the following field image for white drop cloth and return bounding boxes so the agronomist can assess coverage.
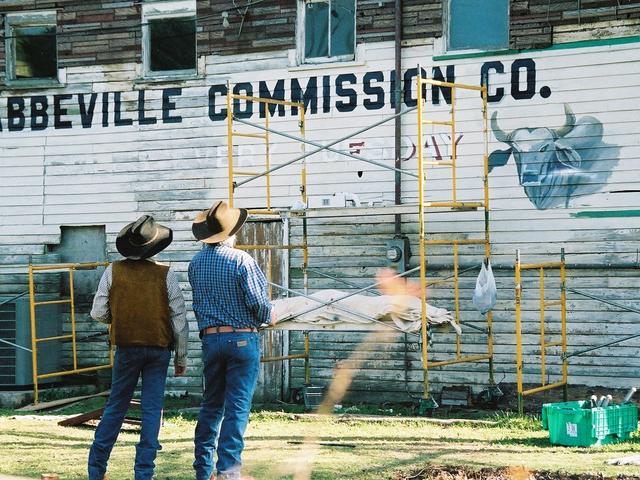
[271,289,460,334]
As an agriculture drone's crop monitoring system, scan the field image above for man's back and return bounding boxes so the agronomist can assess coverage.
[189,244,271,330]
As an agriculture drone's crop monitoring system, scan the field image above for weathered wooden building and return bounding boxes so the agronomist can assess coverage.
[1,0,639,404]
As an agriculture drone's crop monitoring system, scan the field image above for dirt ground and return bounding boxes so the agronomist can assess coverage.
[395,465,640,480]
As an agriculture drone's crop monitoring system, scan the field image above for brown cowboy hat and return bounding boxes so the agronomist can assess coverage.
[192,200,248,244]
[116,215,173,260]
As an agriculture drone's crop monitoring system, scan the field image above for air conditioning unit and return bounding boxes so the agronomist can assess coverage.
[0,297,62,387]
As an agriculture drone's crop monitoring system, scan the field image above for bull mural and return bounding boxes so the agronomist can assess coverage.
[489,104,619,210]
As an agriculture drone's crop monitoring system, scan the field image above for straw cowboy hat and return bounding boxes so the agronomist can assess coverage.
[192,200,248,244]
[116,215,173,260]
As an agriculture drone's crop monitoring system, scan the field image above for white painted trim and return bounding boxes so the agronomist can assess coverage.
[141,0,198,79]
[141,0,196,17]
[289,44,366,71]
[4,10,61,87]
[295,0,357,66]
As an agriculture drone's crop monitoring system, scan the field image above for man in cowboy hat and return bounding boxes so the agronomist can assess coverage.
[189,200,274,480]
[87,215,189,480]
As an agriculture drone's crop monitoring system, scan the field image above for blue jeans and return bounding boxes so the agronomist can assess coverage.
[88,346,170,480]
[193,332,260,480]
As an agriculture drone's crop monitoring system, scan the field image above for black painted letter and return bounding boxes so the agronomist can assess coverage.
[54,94,72,129]
[138,90,157,125]
[431,65,455,105]
[335,74,357,112]
[114,92,133,126]
[78,93,98,128]
[259,79,286,118]
[208,84,228,121]
[480,61,505,103]
[291,77,318,115]
[162,88,182,124]
[511,58,536,100]
[403,68,428,107]
[31,96,49,131]
[363,71,385,110]
[8,97,26,131]
[233,83,254,119]
[102,92,109,127]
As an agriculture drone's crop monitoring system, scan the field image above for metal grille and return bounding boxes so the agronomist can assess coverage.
[0,302,16,385]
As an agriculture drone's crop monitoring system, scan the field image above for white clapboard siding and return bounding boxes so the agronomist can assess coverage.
[1,35,640,397]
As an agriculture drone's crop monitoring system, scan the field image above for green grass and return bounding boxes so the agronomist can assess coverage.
[1,403,639,480]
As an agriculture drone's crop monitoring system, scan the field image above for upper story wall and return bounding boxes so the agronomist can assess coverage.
[0,0,436,78]
[1,0,639,83]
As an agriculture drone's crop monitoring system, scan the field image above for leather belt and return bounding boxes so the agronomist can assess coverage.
[202,326,257,335]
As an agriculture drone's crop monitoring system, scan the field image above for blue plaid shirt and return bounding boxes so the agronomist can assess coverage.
[188,244,272,331]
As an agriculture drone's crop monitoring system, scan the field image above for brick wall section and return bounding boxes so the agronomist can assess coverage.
[195,1,296,55]
[357,0,442,43]
[195,0,442,55]
[510,0,640,50]
[0,0,142,69]
[0,0,638,74]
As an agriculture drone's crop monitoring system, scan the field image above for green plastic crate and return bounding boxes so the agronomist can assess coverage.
[541,400,638,447]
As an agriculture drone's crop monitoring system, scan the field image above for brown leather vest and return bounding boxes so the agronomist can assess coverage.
[110,259,173,348]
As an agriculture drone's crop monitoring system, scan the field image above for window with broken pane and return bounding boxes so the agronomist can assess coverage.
[5,12,58,83]
[14,26,57,79]
[302,0,355,62]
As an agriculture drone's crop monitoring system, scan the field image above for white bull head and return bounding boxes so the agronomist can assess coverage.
[489,104,615,210]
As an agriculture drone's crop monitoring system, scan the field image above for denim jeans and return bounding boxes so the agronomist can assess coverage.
[193,332,260,480]
[88,346,171,480]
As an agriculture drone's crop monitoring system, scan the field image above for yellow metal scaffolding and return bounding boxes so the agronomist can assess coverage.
[416,73,494,408]
[28,262,112,403]
[226,86,311,381]
[514,249,568,414]
[225,72,493,407]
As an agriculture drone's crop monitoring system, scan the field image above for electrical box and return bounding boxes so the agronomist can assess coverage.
[308,192,361,208]
[385,236,411,273]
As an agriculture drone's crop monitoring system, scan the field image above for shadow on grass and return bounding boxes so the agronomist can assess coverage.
[1,430,127,449]
[496,432,640,449]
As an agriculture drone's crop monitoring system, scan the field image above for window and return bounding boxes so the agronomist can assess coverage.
[4,11,58,85]
[299,0,356,63]
[142,0,197,78]
[447,0,509,51]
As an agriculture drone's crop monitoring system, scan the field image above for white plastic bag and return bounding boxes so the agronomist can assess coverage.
[472,260,497,314]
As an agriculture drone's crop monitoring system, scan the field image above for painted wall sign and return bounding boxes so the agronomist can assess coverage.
[489,104,620,210]
[0,59,550,132]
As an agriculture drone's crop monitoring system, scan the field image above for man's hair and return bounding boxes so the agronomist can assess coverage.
[219,235,237,248]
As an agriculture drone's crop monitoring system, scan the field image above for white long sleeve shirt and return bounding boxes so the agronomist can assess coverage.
[90,262,189,368]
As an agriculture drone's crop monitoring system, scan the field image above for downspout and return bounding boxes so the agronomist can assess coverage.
[395,0,415,401]
[394,0,403,235]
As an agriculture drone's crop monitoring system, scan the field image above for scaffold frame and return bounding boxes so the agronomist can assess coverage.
[28,261,112,403]
[225,70,494,405]
[416,71,494,408]
[514,249,568,414]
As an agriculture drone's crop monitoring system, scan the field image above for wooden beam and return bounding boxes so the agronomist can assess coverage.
[17,390,110,412]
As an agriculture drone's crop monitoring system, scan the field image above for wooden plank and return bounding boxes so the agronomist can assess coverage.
[57,407,104,427]
[17,390,110,412]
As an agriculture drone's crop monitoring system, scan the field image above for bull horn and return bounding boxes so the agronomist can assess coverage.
[555,104,576,137]
[491,111,510,143]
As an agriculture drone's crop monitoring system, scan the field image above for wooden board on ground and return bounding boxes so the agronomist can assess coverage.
[16,391,110,412]
[58,399,147,428]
